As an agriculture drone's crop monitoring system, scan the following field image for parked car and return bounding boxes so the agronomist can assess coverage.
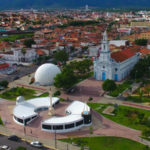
[30,141,43,148]
[0,145,11,150]
[8,135,20,142]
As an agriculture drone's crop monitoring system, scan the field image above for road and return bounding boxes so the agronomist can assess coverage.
[0,134,51,150]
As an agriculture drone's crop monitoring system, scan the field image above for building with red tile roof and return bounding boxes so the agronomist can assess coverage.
[111,49,135,62]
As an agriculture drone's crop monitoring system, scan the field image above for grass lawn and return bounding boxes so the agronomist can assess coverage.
[0,87,36,100]
[38,92,49,97]
[0,87,60,101]
[61,136,147,150]
[0,33,33,42]
[88,103,150,131]
[127,96,150,103]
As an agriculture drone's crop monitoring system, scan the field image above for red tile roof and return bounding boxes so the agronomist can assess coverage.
[36,49,45,55]
[140,49,150,55]
[111,49,135,62]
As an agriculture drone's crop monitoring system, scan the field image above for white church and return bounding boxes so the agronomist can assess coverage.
[94,31,140,81]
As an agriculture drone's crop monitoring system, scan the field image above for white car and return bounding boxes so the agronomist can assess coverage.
[0,145,11,150]
[30,141,43,148]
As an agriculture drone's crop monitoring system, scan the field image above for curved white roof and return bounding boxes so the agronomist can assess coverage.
[42,101,90,124]
[13,97,59,119]
[42,115,83,125]
[35,63,61,86]
[13,97,91,133]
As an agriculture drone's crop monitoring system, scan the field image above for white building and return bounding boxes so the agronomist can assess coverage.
[34,63,61,86]
[13,97,92,133]
[0,47,37,63]
[94,31,140,81]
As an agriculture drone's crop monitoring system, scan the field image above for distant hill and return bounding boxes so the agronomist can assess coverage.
[1,0,150,9]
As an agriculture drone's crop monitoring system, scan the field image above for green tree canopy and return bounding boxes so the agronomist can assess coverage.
[54,50,69,64]
[68,59,93,76]
[23,39,35,48]
[130,55,150,79]
[135,39,148,46]
[102,79,117,92]
[54,68,77,89]
[0,80,8,88]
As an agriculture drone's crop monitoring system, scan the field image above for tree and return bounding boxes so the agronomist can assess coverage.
[68,59,93,76]
[135,39,148,46]
[54,68,77,90]
[138,89,144,101]
[23,39,35,48]
[54,50,69,65]
[145,86,150,97]
[0,80,8,88]
[142,129,150,137]
[102,79,117,92]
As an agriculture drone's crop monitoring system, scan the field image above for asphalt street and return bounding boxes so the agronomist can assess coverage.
[0,134,51,150]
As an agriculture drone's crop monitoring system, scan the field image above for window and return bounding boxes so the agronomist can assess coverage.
[115,68,118,72]
[103,66,105,69]
[14,116,23,123]
[53,125,63,130]
[65,123,74,129]
[76,120,83,126]
[42,124,52,130]
[32,115,37,119]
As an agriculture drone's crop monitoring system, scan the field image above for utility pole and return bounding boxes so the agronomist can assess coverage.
[55,130,57,149]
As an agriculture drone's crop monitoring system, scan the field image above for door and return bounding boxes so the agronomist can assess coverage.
[102,72,106,80]
[115,74,118,81]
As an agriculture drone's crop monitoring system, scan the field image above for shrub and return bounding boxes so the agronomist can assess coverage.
[142,129,150,137]
[59,97,65,101]
[29,77,35,84]
[102,79,117,92]
[53,90,61,97]
[0,80,8,88]
[88,97,93,101]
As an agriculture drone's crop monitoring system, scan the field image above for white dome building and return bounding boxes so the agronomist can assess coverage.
[35,63,61,86]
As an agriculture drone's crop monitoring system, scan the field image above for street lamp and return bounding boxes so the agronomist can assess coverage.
[54,130,57,149]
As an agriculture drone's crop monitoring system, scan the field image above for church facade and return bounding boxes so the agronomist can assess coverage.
[94,31,140,81]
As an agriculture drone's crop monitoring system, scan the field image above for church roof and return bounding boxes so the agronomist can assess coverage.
[111,49,136,62]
